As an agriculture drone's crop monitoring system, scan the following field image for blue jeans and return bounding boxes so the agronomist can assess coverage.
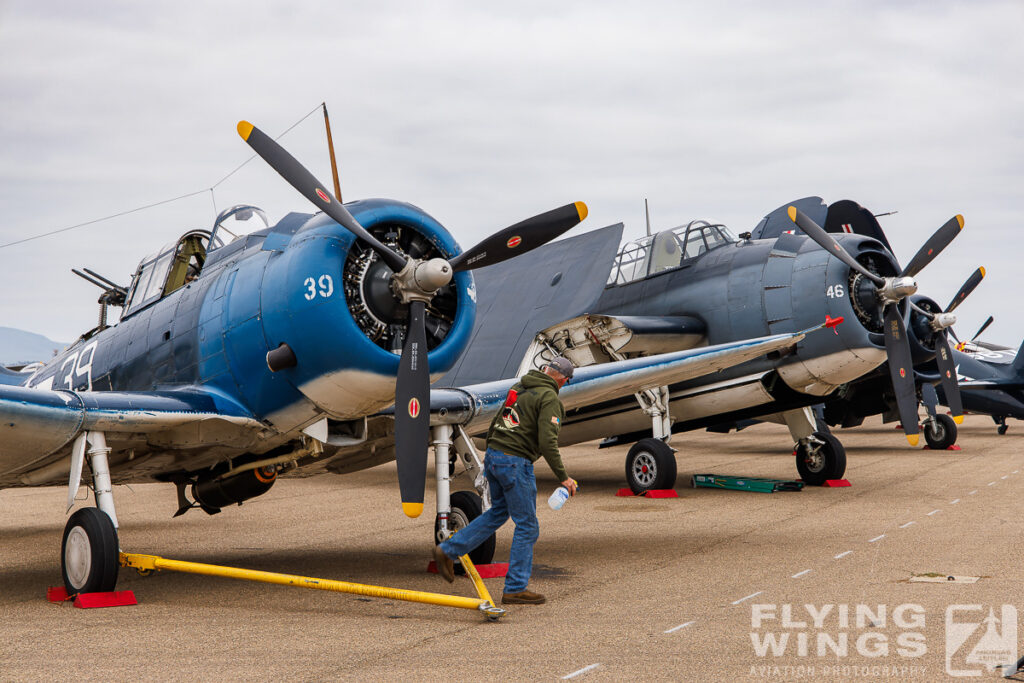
[439,448,539,593]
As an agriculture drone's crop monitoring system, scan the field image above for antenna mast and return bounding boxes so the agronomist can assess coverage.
[645,198,652,236]
[322,103,343,203]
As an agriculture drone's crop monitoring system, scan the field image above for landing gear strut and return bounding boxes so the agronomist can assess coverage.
[61,432,120,594]
[432,425,495,565]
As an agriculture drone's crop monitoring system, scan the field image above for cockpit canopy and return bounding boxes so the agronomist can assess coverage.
[607,220,738,286]
[122,230,210,318]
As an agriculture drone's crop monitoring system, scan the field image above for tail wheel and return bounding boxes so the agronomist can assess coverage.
[62,507,119,594]
[924,414,958,450]
[434,490,495,566]
[625,437,677,495]
[795,432,847,486]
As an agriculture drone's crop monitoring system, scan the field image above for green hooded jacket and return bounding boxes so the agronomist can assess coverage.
[485,369,568,482]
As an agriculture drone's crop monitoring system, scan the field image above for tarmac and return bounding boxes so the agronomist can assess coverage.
[1,414,1022,681]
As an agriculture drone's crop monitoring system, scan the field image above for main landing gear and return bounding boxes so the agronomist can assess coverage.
[923,413,957,450]
[795,432,847,486]
[625,438,677,495]
[61,432,120,594]
[782,408,847,486]
[432,425,496,565]
[995,415,1009,435]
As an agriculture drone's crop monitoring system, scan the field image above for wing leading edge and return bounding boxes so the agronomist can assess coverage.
[428,326,819,434]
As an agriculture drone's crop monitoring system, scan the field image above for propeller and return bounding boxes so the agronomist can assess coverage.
[908,266,986,424]
[787,207,964,445]
[969,315,994,345]
[238,120,588,517]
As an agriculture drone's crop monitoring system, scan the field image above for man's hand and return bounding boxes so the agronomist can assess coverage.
[561,478,578,496]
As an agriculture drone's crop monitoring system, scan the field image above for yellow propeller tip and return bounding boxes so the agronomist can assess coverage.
[237,120,254,141]
[787,206,797,222]
[574,201,588,221]
[906,434,919,447]
[979,266,986,277]
[953,415,964,425]
[402,502,424,518]
[956,214,964,229]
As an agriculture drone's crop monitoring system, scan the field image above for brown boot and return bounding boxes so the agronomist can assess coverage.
[433,545,454,583]
[502,589,546,605]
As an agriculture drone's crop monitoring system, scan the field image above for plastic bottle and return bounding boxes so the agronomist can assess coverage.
[548,486,570,510]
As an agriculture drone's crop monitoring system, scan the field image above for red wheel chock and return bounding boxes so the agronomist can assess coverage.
[47,586,137,608]
[615,488,679,498]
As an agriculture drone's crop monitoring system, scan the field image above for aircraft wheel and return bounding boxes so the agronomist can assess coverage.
[62,507,119,595]
[998,422,1009,435]
[795,432,846,486]
[625,438,677,495]
[924,414,957,450]
[435,490,495,566]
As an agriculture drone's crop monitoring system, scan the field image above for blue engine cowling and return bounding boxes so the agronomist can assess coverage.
[210,199,475,428]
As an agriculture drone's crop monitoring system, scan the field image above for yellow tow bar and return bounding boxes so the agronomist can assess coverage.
[119,551,505,621]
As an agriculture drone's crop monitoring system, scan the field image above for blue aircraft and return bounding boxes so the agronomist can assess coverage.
[0,122,822,597]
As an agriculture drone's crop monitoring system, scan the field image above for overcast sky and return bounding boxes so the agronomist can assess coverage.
[1,0,1021,348]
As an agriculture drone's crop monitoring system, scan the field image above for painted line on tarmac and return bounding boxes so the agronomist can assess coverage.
[1001,475,1009,480]
[732,591,762,605]
[665,621,696,634]
[950,499,960,505]
[988,481,997,486]
[927,509,941,516]
[791,569,811,579]
[835,550,853,559]
[969,490,978,495]
[899,521,916,528]
[868,534,885,543]
[562,663,600,679]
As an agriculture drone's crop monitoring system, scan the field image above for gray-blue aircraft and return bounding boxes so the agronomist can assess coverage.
[440,197,967,494]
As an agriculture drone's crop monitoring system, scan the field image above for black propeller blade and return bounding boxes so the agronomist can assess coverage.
[883,306,921,446]
[971,315,994,343]
[899,215,963,278]
[237,121,408,272]
[945,266,984,314]
[933,336,963,422]
[394,300,430,518]
[449,202,588,271]
[239,119,589,517]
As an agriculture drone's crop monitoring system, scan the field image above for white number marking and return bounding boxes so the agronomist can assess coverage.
[826,284,845,299]
[318,274,334,298]
[303,277,316,300]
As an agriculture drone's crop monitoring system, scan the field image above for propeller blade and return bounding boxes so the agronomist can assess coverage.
[883,305,921,446]
[945,267,985,314]
[971,315,994,342]
[900,215,964,278]
[787,207,885,286]
[933,333,963,423]
[449,202,588,272]
[237,121,407,272]
[394,300,430,518]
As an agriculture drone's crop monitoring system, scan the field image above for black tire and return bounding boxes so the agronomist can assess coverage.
[795,431,847,486]
[625,437,677,495]
[434,490,495,566]
[924,414,957,450]
[998,423,1009,436]
[61,507,119,594]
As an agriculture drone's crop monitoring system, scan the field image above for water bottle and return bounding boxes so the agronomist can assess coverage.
[548,485,571,510]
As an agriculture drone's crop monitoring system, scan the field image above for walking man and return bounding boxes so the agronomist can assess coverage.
[433,356,578,605]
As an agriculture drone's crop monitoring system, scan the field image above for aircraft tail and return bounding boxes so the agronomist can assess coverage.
[1011,338,1024,375]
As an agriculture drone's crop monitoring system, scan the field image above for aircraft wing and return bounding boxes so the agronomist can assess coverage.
[0,384,262,487]
[427,327,817,434]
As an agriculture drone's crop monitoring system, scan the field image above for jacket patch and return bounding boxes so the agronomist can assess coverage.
[550,415,560,425]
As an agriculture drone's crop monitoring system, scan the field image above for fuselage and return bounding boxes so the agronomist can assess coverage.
[22,199,475,439]
[553,227,898,445]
